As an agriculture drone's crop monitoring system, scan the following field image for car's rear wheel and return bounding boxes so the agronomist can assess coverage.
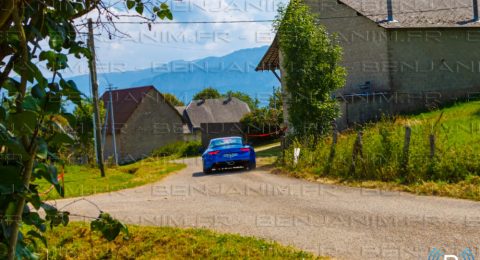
[249,160,256,170]
[203,167,212,174]
[244,161,256,171]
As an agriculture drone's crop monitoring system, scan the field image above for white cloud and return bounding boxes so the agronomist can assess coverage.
[62,0,288,77]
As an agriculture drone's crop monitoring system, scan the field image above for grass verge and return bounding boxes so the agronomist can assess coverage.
[256,143,281,167]
[272,168,480,201]
[33,222,324,259]
[273,101,480,201]
[37,158,185,200]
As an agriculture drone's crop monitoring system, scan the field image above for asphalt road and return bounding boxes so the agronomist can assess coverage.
[54,157,480,259]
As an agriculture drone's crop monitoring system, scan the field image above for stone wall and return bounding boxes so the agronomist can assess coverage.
[103,89,185,163]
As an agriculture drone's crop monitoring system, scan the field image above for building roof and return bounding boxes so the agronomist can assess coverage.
[184,97,251,128]
[175,106,186,115]
[101,85,183,133]
[339,0,480,28]
[255,36,279,71]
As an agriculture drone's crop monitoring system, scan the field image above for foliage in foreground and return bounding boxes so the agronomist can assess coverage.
[151,140,203,158]
[275,0,346,138]
[281,101,480,200]
[31,222,323,260]
[0,0,173,258]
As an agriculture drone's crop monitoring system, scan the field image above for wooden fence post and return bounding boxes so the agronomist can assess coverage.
[325,129,338,174]
[429,134,435,159]
[401,126,412,171]
[350,131,363,174]
[357,131,363,159]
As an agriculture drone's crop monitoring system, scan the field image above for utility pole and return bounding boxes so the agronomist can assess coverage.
[107,84,118,165]
[87,18,106,177]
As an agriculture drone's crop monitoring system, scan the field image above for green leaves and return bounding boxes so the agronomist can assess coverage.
[69,44,91,59]
[31,84,46,100]
[0,166,24,194]
[44,91,62,114]
[49,132,74,147]
[91,213,129,241]
[41,203,69,228]
[60,79,82,106]
[135,2,144,14]
[23,210,46,232]
[2,78,20,96]
[276,0,345,138]
[49,33,64,52]
[0,243,6,259]
[8,110,38,135]
[26,230,47,247]
[39,51,68,71]
[1,0,159,258]
[34,164,64,197]
[36,138,48,159]
[126,0,135,9]
[0,107,6,122]
[155,3,173,20]
[0,124,29,160]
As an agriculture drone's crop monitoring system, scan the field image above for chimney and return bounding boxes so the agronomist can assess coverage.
[386,0,395,22]
[474,0,479,22]
[223,94,232,104]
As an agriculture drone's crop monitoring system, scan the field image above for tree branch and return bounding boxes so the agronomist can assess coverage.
[70,0,99,20]
[0,54,17,89]
[7,3,34,260]
[0,0,15,29]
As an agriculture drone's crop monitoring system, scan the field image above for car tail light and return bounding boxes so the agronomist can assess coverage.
[208,151,220,155]
[240,148,250,152]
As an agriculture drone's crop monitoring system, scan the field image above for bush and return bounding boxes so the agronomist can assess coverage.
[152,141,202,158]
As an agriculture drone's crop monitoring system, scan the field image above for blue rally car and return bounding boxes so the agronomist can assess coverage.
[202,136,256,174]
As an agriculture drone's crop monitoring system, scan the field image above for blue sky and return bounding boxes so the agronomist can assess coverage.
[65,0,288,77]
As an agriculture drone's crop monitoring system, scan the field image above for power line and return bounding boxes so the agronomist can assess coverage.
[76,19,276,26]
[74,5,478,27]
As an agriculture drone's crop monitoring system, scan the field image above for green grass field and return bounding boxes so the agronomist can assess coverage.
[280,101,480,200]
[32,222,324,259]
[36,158,185,200]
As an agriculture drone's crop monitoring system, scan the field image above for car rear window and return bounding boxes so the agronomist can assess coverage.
[210,137,243,148]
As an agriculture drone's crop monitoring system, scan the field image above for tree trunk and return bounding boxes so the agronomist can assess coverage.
[7,6,35,259]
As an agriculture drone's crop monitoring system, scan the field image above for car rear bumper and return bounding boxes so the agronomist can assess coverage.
[210,160,249,169]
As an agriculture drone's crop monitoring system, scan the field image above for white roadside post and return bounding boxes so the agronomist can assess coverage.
[293,148,301,165]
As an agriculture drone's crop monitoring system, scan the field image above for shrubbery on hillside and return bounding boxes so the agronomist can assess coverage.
[282,102,480,185]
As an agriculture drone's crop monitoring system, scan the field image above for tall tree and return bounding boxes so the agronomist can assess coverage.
[224,91,258,110]
[163,93,185,106]
[0,0,172,258]
[275,0,346,138]
[193,87,221,100]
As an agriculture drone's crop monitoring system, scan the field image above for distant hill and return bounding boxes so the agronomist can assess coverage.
[68,46,279,106]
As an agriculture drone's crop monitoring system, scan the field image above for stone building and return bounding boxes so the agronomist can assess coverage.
[182,97,251,147]
[257,0,480,129]
[101,86,188,163]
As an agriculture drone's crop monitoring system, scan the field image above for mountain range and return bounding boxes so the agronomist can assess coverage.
[68,46,279,106]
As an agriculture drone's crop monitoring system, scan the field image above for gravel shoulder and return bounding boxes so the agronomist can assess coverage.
[54,157,480,259]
